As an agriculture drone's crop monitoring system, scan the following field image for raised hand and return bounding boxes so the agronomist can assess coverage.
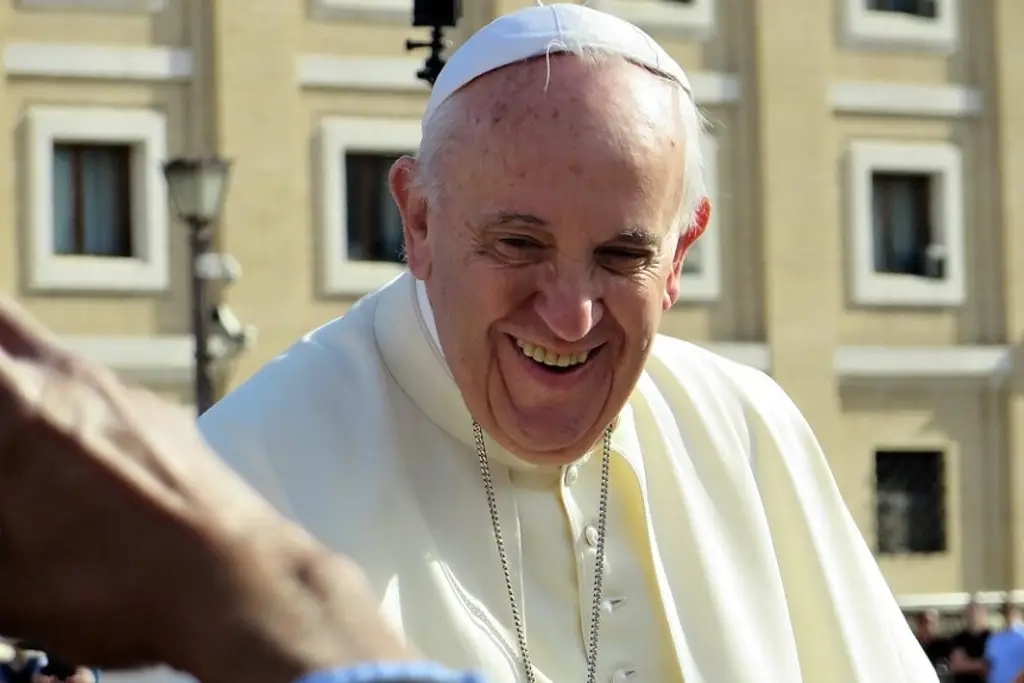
[0,296,413,683]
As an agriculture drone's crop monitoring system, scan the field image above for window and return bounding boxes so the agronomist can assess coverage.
[52,143,133,258]
[874,449,947,555]
[344,153,405,264]
[871,172,945,279]
[319,116,420,296]
[846,140,964,307]
[841,0,957,52]
[587,0,714,38]
[678,135,721,302]
[25,106,169,292]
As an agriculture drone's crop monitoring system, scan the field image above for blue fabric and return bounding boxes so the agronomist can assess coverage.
[986,625,1024,683]
[294,662,487,683]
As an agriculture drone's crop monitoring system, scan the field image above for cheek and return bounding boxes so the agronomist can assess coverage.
[603,278,664,341]
[437,266,528,339]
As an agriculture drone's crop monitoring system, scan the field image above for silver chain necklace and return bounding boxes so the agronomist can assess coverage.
[473,421,613,683]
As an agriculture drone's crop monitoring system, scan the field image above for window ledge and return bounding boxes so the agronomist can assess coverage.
[840,0,959,53]
[308,0,409,23]
[16,0,167,13]
[588,0,715,39]
[898,590,1024,612]
[62,334,193,384]
[834,345,1012,384]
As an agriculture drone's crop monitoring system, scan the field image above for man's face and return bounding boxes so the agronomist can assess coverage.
[965,603,988,630]
[916,610,939,638]
[395,57,708,463]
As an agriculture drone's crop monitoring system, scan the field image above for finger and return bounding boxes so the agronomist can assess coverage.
[0,296,65,361]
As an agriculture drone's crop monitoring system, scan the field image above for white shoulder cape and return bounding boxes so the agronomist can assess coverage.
[107,273,937,683]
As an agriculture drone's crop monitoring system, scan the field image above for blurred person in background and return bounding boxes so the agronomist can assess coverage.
[985,600,1024,683]
[916,609,952,672]
[0,644,47,683]
[949,599,992,683]
[0,643,96,683]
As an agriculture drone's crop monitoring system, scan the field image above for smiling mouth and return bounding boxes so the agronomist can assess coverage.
[513,336,602,374]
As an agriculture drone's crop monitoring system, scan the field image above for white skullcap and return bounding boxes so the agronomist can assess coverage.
[422,2,691,129]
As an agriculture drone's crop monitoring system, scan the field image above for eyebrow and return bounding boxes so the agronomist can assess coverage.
[607,227,663,250]
[481,212,663,249]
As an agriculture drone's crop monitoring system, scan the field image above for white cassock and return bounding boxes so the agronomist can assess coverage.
[188,273,933,683]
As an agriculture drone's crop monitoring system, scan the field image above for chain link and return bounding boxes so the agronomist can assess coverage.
[473,421,612,683]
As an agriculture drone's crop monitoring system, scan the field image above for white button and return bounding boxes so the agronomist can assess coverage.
[601,596,627,614]
[610,668,637,683]
[584,525,599,547]
[564,465,579,487]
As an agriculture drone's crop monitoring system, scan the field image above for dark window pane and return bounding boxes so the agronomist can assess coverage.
[345,153,406,264]
[52,143,133,258]
[875,449,947,555]
[871,172,934,277]
[868,0,938,18]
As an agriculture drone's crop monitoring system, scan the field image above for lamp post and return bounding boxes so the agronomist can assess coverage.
[163,156,232,415]
[405,0,462,86]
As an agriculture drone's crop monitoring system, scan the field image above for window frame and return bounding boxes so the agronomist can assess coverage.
[25,106,169,293]
[308,0,409,22]
[318,116,420,297]
[16,0,166,13]
[840,0,958,53]
[845,140,965,307]
[678,134,721,303]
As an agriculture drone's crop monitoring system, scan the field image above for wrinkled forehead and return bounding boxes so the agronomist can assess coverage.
[434,58,687,240]
[447,55,685,156]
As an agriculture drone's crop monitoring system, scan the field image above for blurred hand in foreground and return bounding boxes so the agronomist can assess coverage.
[0,296,414,683]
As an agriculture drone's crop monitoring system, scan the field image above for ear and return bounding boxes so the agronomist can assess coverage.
[389,155,432,280]
[664,196,711,309]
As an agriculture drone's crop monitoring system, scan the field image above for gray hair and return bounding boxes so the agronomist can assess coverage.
[414,47,710,240]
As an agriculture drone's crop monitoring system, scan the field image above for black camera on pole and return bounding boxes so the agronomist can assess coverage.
[406,0,462,86]
[413,0,460,27]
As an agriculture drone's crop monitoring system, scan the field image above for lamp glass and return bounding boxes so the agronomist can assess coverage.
[164,157,231,223]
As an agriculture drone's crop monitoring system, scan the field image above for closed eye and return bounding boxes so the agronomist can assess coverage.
[596,247,656,273]
[498,236,544,250]
[597,248,651,261]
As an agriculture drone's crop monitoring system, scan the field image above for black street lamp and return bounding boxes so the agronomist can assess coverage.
[163,156,233,415]
[405,0,462,86]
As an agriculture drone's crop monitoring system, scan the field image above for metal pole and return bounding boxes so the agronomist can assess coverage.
[405,24,448,87]
[189,218,214,414]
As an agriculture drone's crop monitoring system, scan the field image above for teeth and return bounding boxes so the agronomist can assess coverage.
[515,338,590,368]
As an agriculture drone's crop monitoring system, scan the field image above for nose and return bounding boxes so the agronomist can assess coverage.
[534,275,604,343]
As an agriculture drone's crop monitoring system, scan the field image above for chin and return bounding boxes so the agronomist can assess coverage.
[497,413,615,465]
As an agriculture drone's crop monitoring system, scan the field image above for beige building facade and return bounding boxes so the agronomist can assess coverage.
[1,0,1023,613]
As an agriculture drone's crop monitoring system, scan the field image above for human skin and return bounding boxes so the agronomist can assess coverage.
[0,296,417,683]
[391,55,710,465]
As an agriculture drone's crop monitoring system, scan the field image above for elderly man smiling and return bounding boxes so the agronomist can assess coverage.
[198,4,937,683]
